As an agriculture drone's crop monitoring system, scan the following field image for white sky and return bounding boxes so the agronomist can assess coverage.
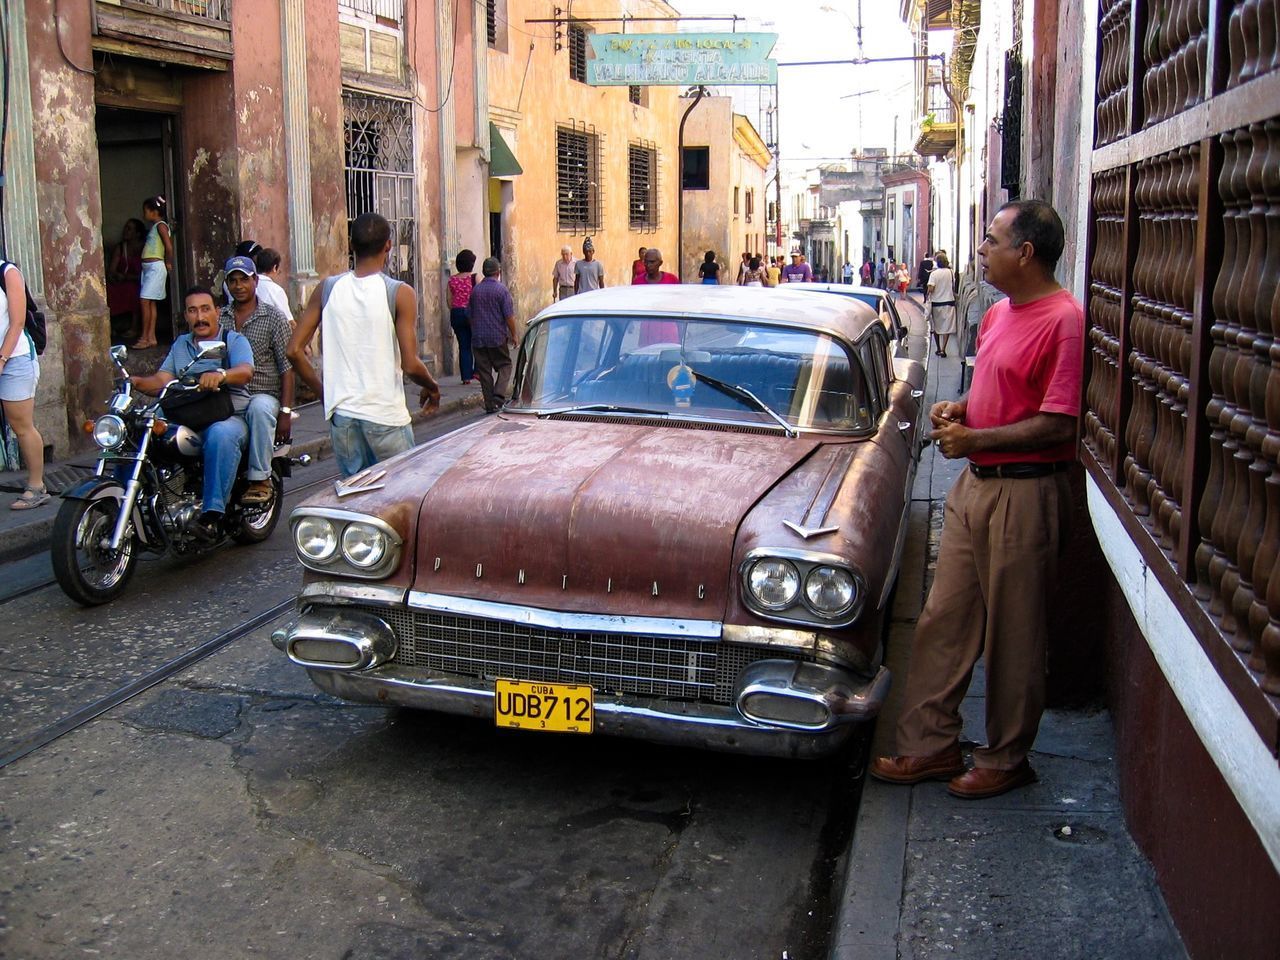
[675,0,922,175]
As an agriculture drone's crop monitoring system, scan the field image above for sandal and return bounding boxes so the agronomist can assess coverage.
[241,480,273,505]
[10,486,50,510]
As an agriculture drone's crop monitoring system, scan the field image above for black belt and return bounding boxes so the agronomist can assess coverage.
[968,461,1072,479]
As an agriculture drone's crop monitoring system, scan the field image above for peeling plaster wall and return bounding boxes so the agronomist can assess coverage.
[406,0,445,368]
[27,0,109,451]
[230,1,289,280]
[303,3,349,286]
[182,71,240,291]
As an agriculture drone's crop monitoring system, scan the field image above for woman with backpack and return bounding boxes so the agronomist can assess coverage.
[0,261,47,509]
[134,195,173,350]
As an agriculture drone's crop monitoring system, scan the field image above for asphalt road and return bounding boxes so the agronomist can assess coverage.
[0,412,867,960]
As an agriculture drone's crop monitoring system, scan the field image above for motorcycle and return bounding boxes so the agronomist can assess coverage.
[51,341,307,605]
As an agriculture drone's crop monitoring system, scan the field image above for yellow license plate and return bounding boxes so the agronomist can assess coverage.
[494,679,594,734]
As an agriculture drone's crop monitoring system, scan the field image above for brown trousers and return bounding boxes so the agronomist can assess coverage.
[895,468,1072,769]
[472,344,512,413]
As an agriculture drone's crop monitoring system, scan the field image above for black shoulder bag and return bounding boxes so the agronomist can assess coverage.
[159,330,235,430]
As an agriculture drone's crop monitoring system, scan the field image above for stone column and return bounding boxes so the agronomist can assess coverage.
[281,0,317,285]
[434,0,459,371]
[2,0,44,298]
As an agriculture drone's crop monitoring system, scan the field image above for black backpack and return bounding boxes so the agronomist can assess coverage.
[0,260,47,356]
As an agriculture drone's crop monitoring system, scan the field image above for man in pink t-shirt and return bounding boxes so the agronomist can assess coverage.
[871,200,1083,800]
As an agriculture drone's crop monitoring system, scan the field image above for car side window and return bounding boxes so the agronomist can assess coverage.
[859,338,888,416]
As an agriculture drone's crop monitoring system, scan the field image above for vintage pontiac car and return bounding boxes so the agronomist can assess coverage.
[274,286,926,757]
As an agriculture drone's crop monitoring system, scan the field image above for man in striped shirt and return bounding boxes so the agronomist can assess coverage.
[219,255,294,505]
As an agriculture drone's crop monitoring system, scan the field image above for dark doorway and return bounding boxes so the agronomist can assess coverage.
[95,107,182,346]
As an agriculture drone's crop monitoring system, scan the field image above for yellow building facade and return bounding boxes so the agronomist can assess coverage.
[483,0,685,326]
[676,96,771,281]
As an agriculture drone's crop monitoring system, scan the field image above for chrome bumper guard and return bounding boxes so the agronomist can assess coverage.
[272,609,398,672]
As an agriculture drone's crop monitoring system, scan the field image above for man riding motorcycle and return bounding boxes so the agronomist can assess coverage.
[129,284,254,540]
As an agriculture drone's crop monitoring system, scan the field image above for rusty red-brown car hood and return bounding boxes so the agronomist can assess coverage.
[410,418,821,619]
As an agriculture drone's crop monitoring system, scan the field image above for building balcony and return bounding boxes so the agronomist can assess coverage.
[914,98,957,159]
[93,0,233,68]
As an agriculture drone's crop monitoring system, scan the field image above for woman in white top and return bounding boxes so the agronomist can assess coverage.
[925,252,957,358]
[0,261,48,509]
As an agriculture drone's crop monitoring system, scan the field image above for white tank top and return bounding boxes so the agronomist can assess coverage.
[321,272,410,427]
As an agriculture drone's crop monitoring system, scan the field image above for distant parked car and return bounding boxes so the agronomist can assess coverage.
[782,282,909,342]
[274,286,927,758]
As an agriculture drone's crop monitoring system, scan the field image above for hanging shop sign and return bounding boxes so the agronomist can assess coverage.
[587,32,779,86]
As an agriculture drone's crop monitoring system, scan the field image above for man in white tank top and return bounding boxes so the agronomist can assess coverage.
[287,213,440,477]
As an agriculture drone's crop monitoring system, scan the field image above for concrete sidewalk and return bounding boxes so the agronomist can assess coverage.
[830,301,1185,959]
[0,374,485,563]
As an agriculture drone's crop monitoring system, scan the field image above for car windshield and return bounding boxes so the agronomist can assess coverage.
[510,314,875,432]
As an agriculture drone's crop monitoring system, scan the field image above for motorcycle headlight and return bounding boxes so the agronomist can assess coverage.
[92,414,127,450]
[341,521,388,569]
[294,516,338,562]
[746,558,801,610]
[803,565,858,617]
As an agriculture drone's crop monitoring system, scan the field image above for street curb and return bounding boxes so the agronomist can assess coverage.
[0,393,485,565]
[828,778,910,960]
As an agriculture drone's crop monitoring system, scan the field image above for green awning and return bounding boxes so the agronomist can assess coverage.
[489,123,523,177]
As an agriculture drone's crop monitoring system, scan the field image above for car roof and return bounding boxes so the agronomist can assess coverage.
[783,282,889,300]
[535,284,882,343]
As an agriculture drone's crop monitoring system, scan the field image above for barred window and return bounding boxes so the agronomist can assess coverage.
[486,0,496,45]
[628,142,658,230]
[557,124,601,232]
[745,189,754,223]
[569,23,588,82]
[629,85,642,105]
[734,186,740,214]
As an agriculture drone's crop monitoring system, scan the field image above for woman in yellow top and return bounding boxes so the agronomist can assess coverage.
[135,195,173,349]
[765,256,782,287]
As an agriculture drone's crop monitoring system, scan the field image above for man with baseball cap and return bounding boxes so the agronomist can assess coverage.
[219,254,294,505]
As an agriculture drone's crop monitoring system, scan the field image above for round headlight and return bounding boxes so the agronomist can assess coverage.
[92,414,127,450]
[804,565,858,616]
[341,521,388,569]
[747,558,801,609]
[294,516,338,562]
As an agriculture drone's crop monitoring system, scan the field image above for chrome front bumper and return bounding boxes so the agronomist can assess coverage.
[274,604,890,759]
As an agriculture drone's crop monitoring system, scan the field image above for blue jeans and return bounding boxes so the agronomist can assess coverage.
[329,412,414,477]
[243,393,279,481]
[194,416,248,514]
[450,306,474,381]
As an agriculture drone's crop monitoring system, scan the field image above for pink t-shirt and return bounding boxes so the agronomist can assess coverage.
[448,273,475,309]
[965,289,1084,466]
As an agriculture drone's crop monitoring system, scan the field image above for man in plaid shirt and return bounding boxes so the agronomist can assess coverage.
[219,255,295,505]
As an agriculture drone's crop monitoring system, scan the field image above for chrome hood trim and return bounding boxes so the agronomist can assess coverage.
[407,590,723,639]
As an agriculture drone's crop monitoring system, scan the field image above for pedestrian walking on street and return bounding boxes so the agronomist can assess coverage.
[875,258,887,288]
[782,251,812,284]
[741,256,770,287]
[135,195,173,350]
[552,245,576,301]
[736,251,751,285]
[861,259,873,285]
[842,261,854,284]
[632,247,647,283]
[698,250,721,284]
[0,260,48,510]
[765,256,782,288]
[469,257,518,415]
[926,252,957,358]
[287,212,440,477]
[218,255,295,506]
[574,238,605,293]
[449,249,477,385]
[870,199,1084,800]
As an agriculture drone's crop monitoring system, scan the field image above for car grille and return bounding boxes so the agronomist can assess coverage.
[343,603,807,704]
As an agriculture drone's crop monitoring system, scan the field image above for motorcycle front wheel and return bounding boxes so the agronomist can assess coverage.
[51,497,140,605]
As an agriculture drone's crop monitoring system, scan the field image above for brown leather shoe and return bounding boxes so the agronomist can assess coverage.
[947,761,1037,799]
[869,746,965,784]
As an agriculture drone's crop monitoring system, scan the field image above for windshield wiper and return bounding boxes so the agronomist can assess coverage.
[542,404,670,418]
[685,367,798,438]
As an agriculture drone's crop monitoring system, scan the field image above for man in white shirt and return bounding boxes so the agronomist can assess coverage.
[253,248,293,320]
[287,213,440,477]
